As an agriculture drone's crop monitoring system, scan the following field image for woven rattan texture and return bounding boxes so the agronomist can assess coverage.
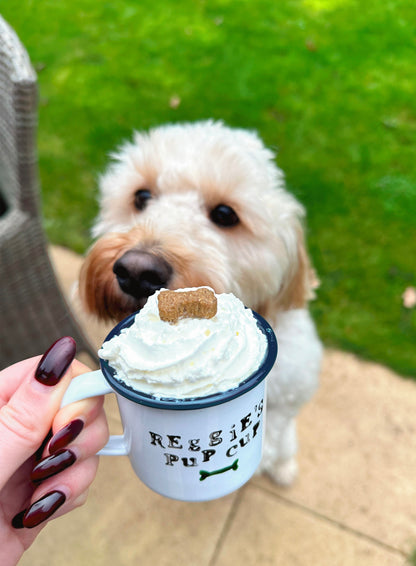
[0,16,97,369]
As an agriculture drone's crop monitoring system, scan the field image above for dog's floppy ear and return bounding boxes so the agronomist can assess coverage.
[257,221,318,321]
[279,223,316,309]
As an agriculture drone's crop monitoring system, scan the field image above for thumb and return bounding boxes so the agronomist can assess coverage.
[0,337,76,488]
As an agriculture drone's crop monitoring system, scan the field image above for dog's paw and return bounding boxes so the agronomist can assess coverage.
[274,457,299,486]
[259,456,299,487]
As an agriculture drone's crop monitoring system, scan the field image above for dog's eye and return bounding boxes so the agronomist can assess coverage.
[134,189,152,211]
[209,204,239,228]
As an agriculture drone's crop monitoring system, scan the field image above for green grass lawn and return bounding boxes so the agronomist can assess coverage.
[2,0,415,377]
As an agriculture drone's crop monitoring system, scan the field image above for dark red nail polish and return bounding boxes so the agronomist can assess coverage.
[49,419,84,454]
[35,337,76,386]
[31,449,76,482]
[11,509,27,529]
[23,491,66,528]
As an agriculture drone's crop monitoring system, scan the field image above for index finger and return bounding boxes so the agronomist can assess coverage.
[0,357,90,408]
[0,356,41,408]
[0,339,82,486]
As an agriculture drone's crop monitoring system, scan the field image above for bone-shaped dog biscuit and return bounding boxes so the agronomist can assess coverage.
[158,288,217,323]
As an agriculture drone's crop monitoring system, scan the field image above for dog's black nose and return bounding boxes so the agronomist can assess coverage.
[113,250,173,302]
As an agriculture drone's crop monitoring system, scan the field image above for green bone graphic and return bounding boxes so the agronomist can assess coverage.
[199,459,239,481]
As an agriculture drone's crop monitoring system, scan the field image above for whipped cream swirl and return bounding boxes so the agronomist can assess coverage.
[98,288,268,399]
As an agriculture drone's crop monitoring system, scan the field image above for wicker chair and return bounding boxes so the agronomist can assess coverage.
[0,16,98,369]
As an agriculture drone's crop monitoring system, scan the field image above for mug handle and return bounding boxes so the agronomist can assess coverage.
[61,370,128,457]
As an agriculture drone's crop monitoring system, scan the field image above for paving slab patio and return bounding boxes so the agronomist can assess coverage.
[17,246,416,565]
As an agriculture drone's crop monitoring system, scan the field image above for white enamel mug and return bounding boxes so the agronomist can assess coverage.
[62,310,277,502]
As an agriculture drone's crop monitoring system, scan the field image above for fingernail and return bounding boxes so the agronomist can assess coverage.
[31,449,76,482]
[49,419,84,454]
[22,491,66,528]
[11,509,27,529]
[35,337,76,386]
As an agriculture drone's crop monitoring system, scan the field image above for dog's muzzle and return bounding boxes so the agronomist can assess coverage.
[113,250,173,306]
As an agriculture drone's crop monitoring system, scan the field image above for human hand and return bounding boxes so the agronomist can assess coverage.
[0,337,109,566]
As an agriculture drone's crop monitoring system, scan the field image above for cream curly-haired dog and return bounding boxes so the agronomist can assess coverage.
[79,120,322,485]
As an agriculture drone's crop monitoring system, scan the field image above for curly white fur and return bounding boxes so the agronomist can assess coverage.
[80,120,323,484]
